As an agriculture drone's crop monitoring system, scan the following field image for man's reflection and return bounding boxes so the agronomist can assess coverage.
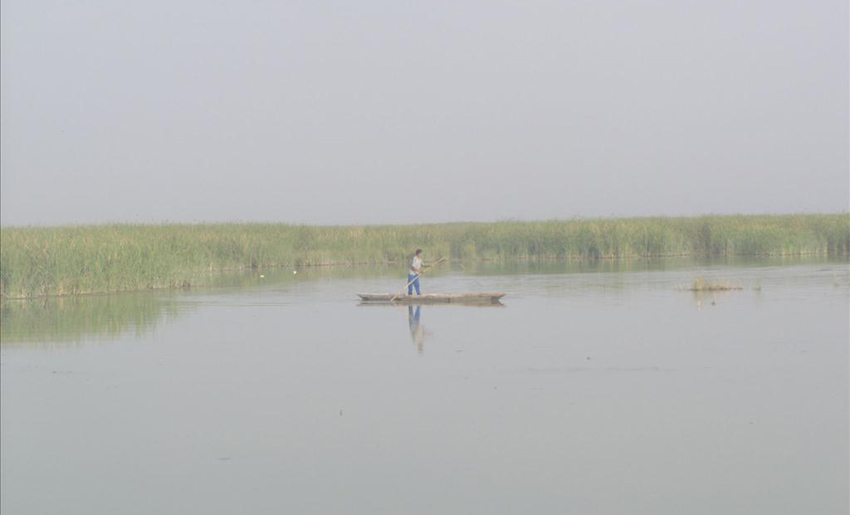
[408,305,425,354]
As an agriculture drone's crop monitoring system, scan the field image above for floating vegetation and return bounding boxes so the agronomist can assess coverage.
[689,278,744,291]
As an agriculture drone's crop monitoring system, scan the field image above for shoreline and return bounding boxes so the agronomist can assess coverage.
[1,250,846,302]
[2,214,848,299]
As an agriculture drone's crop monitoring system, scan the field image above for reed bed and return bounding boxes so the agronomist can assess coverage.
[1,214,848,299]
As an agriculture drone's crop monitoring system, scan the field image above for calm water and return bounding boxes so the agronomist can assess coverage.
[2,258,848,515]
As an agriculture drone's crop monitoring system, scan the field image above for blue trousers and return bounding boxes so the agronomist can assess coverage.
[408,274,421,295]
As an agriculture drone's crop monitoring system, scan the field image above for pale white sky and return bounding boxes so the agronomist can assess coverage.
[1,0,848,226]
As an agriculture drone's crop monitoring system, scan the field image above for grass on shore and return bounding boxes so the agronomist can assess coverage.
[1,214,848,299]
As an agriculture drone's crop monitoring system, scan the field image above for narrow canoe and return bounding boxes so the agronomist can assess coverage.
[357,293,505,303]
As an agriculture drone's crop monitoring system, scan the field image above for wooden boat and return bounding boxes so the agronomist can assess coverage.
[357,293,505,304]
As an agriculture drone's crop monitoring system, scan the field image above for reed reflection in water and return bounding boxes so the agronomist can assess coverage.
[0,292,183,346]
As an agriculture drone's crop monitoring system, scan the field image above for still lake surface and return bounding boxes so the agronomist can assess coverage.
[2,257,848,515]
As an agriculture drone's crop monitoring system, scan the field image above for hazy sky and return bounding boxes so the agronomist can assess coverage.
[1,0,847,226]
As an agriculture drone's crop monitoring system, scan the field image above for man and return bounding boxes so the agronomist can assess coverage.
[408,249,424,296]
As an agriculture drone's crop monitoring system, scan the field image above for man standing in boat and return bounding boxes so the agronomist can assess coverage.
[408,249,424,296]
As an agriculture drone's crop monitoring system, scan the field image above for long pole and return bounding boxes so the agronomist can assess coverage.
[390,257,447,302]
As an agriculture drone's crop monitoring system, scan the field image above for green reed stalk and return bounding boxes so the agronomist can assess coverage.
[1,214,847,298]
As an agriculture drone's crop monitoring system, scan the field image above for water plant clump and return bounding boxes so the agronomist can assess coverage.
[689,278,744,291]
[1,214,848,299]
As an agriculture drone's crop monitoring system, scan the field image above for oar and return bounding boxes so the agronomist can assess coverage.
[390,257,447,302]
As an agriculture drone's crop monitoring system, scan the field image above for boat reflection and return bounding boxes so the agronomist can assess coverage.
[356,299,503,354]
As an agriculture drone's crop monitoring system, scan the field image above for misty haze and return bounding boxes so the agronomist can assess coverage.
[1,1,847,226]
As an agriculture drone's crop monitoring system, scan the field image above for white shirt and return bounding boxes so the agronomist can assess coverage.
[410,256,423,275]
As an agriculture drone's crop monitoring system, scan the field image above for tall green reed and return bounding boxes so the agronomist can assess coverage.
[1,214,847,298]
